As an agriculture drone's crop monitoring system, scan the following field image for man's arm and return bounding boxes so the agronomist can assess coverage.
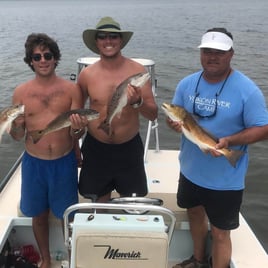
[216,125,268,150]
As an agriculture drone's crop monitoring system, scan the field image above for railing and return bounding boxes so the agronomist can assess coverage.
[63,201,176,249]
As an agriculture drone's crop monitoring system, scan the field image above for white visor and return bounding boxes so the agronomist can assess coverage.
[198,31,233,51]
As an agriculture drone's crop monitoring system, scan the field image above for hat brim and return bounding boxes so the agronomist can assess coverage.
[198,42,232,51]
[83,29,133,54]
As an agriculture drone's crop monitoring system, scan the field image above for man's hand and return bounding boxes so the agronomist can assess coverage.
[166,117,182,133]
[127,84,142,106]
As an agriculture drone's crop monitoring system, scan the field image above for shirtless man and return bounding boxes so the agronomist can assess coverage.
[78,17,158,202]
[10,33,87,268]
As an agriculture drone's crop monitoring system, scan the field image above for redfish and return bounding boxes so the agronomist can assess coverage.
[30,109,99,144]
[0,104,24,143]
[161,103,244,168]
[98,72,150,136]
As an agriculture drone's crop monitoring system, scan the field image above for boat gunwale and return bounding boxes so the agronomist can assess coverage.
[0,153,23,193]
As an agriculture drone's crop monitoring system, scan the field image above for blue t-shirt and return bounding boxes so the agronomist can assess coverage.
[172,70,268,190]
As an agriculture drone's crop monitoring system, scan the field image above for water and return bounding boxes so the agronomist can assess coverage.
[0,0,268,252]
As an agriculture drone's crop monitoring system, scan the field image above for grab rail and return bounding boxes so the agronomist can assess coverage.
[63,202,176,249]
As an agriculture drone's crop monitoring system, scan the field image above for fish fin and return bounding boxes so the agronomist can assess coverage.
[29,130,44,144]
[225,149,244,168]
[181,122,191,132]
[199,147,210,154]
[0,122,10,143]
[202,128,218,142]
[98,120,111,136]
[5,121,13,134]
[116,111,123,119]
[109,128,114,136]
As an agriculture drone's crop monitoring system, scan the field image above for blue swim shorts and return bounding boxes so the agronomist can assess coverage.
[20,150,78,218]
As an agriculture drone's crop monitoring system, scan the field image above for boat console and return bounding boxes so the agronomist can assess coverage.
[63,201,176,268]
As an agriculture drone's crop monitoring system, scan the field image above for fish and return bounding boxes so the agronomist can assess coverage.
[161,103,244,168]
[0,104,25,143]
[98,72,150,136]
[29,108,100,144]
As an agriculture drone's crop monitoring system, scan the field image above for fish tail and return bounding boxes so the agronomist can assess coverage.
[0,131,3,143]
[226,149,244,168]
[29,130,44,144]
[98,120,111,136]
[0,123,8,143]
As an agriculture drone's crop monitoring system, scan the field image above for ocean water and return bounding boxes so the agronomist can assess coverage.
[0,0,268,252]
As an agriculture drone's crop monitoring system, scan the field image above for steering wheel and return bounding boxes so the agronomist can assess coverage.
[109,197,163,214]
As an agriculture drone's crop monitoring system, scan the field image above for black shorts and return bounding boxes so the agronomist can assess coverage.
[177,173,243,230]
[78,133,148,198]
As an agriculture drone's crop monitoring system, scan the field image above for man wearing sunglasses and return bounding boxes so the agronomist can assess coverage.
[77,17,157,203]
[167,28,268,268]
[10,33,87,268]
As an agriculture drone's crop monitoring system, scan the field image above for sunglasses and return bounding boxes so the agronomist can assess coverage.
[193,93,218,119]
[192,70,231,119]
[96,32,121,40]
[32,52,54,62]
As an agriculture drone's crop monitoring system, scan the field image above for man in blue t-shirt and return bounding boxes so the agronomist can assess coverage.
[167,28,268,268]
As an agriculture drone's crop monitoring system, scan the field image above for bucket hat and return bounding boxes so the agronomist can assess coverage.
[83,16,133,54]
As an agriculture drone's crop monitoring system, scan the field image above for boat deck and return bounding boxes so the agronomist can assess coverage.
[0,149,267,267]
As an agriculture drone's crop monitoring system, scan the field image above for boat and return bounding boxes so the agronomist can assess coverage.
[0,57,268,268]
